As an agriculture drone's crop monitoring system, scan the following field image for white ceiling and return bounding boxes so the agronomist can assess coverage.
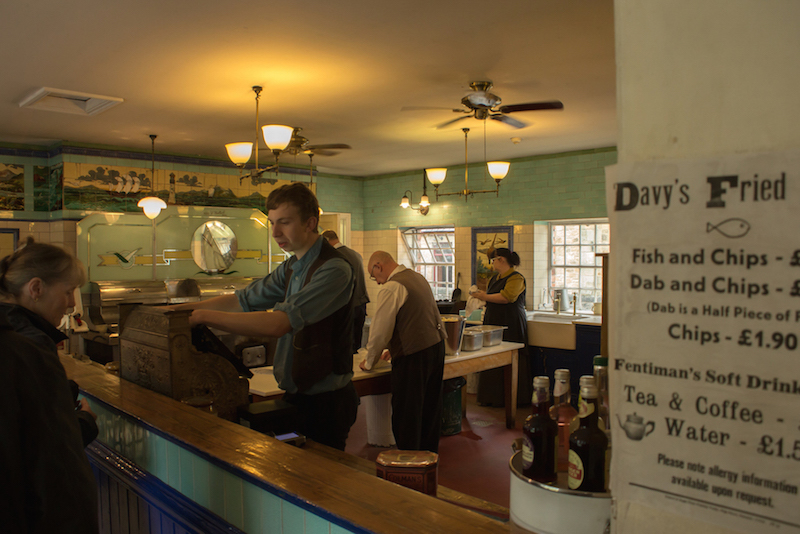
[0,0,616,177]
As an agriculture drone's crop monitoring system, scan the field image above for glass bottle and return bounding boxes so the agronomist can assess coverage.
[572,375,598,433]
[593,355,610,430]
[549,369,578,472]
[522,376,558,484]
[568,384,608,492]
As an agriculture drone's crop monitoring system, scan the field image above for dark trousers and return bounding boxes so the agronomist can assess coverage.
[390,340,445,453]
[353,303,367,354]
[283,381,359,450]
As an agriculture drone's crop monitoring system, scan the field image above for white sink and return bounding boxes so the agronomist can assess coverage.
[527,313,586,350]
[530,313,587,322]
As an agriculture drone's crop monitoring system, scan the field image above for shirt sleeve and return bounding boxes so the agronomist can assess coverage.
[500,274,525,303]
[236,266,287,312]
[273,258,354,332]
[363,281,407,370]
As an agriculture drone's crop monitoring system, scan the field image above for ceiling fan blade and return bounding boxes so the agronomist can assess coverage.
[306,143,351,150]
[435,115,472,130]
[491,114,527,129]
[401,106,467,112]
[309,149,340,156]
[498,100,564,113]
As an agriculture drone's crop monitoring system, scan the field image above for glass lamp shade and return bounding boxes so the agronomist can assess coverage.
[138,197,167,219]
[487,161,510,180]
[225,142,253,165]
[425,168,447,185]
[400,195,410,208]
[261,125,294,151]
[419,194,430,207]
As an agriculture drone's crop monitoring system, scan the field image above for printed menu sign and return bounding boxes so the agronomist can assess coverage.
[606,153,800,533]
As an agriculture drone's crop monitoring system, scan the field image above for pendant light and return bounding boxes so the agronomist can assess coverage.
[225,86,293,177]
[425,127,509,201]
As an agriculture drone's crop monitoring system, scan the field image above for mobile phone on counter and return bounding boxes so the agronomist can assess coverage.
[271,431,306,447]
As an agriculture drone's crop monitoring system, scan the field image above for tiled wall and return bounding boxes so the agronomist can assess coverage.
[89,398,357,534]
[360,148,615,231]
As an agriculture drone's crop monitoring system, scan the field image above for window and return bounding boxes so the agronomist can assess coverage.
[401,227,455,301]
[549,221,609,312]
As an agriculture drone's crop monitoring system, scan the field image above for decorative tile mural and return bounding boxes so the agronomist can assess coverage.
[62,162,293,213]
[0,163,25,210]
[35,163,62,211]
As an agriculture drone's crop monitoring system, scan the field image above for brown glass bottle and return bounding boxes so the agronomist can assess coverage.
[549,369,578,472]
[522,376,558,484]
[568,385,608,492]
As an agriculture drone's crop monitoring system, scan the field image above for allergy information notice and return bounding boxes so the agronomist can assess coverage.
[606,152,800,533]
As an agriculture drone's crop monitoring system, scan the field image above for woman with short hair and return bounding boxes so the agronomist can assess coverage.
[0,238,98,534]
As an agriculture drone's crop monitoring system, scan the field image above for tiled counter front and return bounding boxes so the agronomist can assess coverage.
[61,354,508,534]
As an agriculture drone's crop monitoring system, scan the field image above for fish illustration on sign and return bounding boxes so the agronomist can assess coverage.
[707,218,751,239]
[111,248,141,269]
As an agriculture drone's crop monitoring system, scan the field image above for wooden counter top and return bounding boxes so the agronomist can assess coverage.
[61,354,510,533]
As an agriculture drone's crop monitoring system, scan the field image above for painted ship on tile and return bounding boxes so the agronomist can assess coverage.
[62,164,277,213]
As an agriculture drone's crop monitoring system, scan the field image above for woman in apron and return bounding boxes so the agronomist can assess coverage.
[471,247,532,407]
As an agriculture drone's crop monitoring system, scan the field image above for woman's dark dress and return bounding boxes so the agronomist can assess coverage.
[476,270,533,407]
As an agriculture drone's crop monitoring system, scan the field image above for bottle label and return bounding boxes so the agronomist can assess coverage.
[578,397,595,418]
[554,380,569,398]
[522,435,534,469]
[568,449,584,489]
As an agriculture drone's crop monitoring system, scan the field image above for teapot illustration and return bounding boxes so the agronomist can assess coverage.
[617,412,655,440]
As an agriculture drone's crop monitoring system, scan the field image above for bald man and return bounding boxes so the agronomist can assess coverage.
[360,251,446,452]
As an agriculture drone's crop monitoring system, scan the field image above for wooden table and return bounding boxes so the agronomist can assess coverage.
[249,341,524,429]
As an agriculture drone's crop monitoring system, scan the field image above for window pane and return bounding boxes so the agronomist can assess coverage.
[404,227,455,298]
[552,225,564,245]
[565,268,580,288]
[565,245,580,266]
[597,224,610,244]
[581,245,596,265]
[552,246,565,265]
[596,269,604,291]
[581,225,595,244]
[580,268,595,288]
[565,225,580,245]
[551,267,565,288]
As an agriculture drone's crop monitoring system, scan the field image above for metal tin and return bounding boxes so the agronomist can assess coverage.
[461,328,485,351]
[470,324,506,347]
[376,450,439,495]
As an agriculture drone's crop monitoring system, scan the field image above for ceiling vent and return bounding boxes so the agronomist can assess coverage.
[18,87,123,116]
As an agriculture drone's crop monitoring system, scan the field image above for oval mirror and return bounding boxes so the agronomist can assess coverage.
[191,221,238,273]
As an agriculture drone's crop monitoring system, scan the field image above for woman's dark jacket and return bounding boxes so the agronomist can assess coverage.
[0,303,99,534]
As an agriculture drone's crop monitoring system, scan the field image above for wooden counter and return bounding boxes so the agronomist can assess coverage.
[61,353,511,533]
[249,341,524,429]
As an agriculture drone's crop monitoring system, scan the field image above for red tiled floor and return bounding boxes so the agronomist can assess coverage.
[345,392,531,509]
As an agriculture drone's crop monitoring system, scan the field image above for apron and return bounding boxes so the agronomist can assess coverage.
[476,270,532,407]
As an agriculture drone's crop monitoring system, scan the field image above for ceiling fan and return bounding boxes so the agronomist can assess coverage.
[283,127,351,157]
[404,81,563,129]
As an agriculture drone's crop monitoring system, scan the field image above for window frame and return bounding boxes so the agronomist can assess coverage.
[548,218,609,312]
[401,226,456,301]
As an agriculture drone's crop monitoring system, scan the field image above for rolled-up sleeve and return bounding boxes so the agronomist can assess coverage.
[236,269,286,312]
[500,275,525,303]
[273,258,353,332]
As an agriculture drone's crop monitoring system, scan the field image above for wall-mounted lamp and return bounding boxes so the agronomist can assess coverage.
[225,86,293,177]
[425,128,509,201]
[400,190,429,215]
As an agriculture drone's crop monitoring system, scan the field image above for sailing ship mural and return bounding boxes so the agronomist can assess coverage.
[61,162,300,212]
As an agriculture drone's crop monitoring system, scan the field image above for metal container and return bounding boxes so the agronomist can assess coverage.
[461,328,485,351]
[509,452,610,534]
[376,450,439,495]
[441,314,466,356]
[470,324,507,347]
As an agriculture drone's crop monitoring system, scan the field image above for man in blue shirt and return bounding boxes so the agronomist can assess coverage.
[176,183,358,450]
